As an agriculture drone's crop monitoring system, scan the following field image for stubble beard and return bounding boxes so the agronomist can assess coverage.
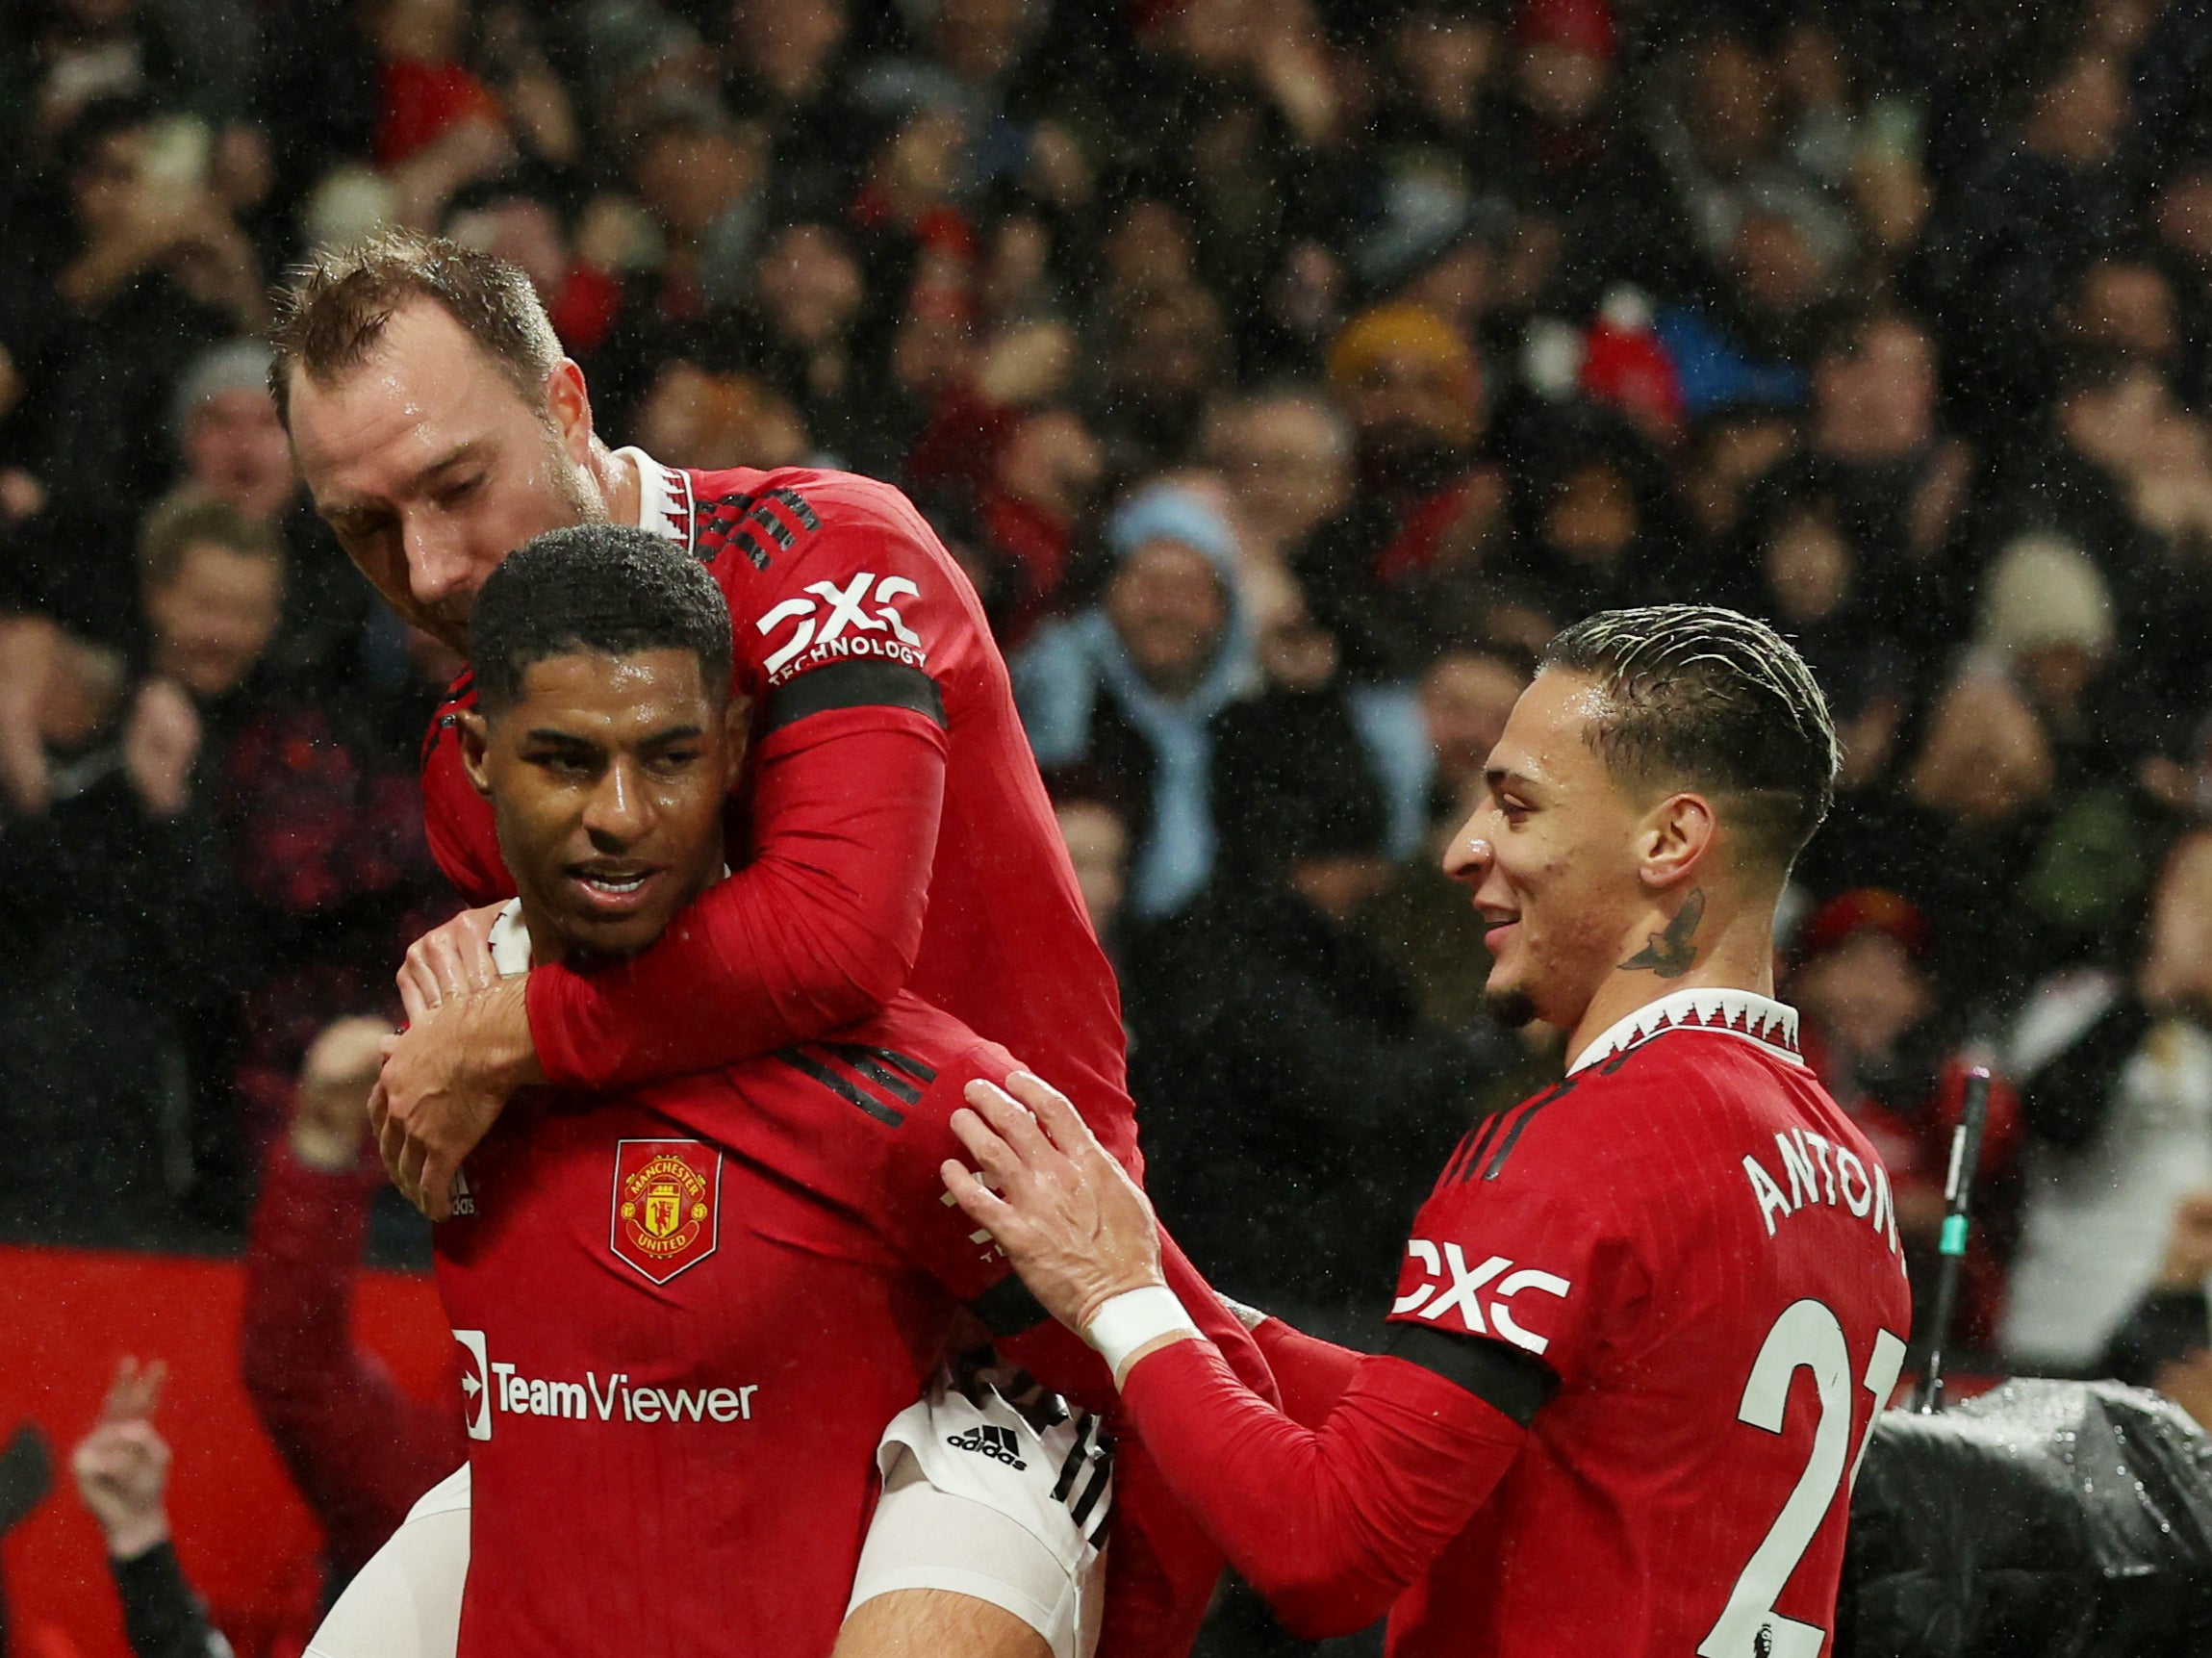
[544,421,610,528]
[1484,983,1539,1030]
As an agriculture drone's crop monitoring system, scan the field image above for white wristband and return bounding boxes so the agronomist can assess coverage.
[1083,1287,1200,1385]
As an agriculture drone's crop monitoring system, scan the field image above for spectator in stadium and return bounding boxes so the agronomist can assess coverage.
[749,217,890,472]
[716,0,865,219]
[1127,683,1480,1335]
[1094,281,1235,475]
[1800,303,1976,649]
[2097,1189,2212,1426]
[172,342,296,529]
[1202,386,1353,579]
[1015,479,1257,923]
[632,355,811,472]
[1788,888,2021,1352]
[2,94,266,641]
[1360,641,1534,1036]
[1922,38,2138,438]
[137,494,286,716]
[442,182,626,361]
[2062,253,2186,380]
[242,1015,462,1584]
[1105,0,1353,358]
[1486,0,1690,313]
[1497,407,1678,622]
[217,616,457,1163]
[1671,405,1799,556]
[2003,831,2212,1373]
[2152,155,2212,407]
[1904,529,2158,1001]
[69,1356,230,1658]
[1731,465,1912,803]
[1645,22,1851,295]
[1214,572,1429,865]
[1295,302,1506,684]
[1999,351,2212,739]
[0,622,242,1245]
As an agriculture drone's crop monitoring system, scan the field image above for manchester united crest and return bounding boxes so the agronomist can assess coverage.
[611,1139,722,1284]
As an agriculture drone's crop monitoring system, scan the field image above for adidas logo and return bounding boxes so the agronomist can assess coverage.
[947,1423,1026,1469]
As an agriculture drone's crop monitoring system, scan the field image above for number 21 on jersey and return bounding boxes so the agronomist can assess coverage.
[1699,1299,1907,1658]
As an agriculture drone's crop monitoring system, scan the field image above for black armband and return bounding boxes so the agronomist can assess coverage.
[1385,1322,1559,1426]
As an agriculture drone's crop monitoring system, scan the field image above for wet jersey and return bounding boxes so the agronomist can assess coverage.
[437,990,1023,1656]
[415,451,1136,1164]
[1383,987,1914,1657]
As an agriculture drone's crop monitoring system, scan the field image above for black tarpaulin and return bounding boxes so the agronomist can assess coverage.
[1840,1379,2212,1657]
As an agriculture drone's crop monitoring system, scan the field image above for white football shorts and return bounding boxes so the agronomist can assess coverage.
[304,1366,1110,1658]
[848,1365,1112,1658]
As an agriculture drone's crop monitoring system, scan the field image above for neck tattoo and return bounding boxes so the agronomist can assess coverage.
[1618,886,1705,980]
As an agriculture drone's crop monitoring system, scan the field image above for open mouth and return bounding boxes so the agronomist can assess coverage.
[566,864,664,915]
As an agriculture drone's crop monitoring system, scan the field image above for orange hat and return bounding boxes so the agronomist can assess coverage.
[1326,302,1478,393]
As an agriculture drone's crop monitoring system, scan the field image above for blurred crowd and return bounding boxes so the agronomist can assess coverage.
[14,0,2212,1646]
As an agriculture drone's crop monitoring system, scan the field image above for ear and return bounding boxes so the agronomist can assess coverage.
[458,710,495,800]
[544,358,594,468]
[1636,791,1716,892]
[721,693,753,793]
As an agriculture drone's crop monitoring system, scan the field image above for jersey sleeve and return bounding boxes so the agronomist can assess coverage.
[1115,1338,1527,1641]
[1385,1110,1649,1393]
[872,1045,1025,1305]
[418,679,514,907]
[527,476,978,1091]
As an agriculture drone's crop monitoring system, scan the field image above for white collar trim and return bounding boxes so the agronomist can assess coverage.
[615,446,693,548]
[1567,987,1804,1075]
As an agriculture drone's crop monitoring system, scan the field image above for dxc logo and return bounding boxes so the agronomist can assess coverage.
[1390,1240,1571,1357]
[756,573,926,677]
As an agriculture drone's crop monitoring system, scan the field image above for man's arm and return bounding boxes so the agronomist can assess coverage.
[243,1022,466,1571]
[944,1074,1539,1640]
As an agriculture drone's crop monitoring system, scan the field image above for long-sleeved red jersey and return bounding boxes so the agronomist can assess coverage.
[415,451,1267,1654]
[439,993,1100,1653]
[1111,989,1916,1656]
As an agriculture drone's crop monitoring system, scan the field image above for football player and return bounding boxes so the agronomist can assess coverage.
[271,231,1270,1655]
[949,606,1914,1657]
[311,526,1111,1658]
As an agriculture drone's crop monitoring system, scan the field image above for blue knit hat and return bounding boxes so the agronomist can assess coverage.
[1105,482,1241,587]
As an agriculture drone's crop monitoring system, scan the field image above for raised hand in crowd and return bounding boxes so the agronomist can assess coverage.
[120,679,201,820]
[289,1018,391,1175]
[71,1358,172,1563]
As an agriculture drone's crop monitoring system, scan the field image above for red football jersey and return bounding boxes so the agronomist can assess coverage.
[437,990,1021,1655]
[1382,988,1913,1658]
[417,451,1135,1161]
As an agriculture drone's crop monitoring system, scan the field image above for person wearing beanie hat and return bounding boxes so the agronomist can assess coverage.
[167,338,372,696]
[1297,302,1508,683]
[173,339,297,525]
[1976,529,2117,665]
[1013,479,1258,921]
[1788,887,2022,1354]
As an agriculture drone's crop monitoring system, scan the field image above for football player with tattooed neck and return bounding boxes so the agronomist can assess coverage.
[946,606,1913,1658]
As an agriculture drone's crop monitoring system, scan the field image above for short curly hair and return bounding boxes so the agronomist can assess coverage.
[470,524,732,714]
[1542,605,1840,876]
